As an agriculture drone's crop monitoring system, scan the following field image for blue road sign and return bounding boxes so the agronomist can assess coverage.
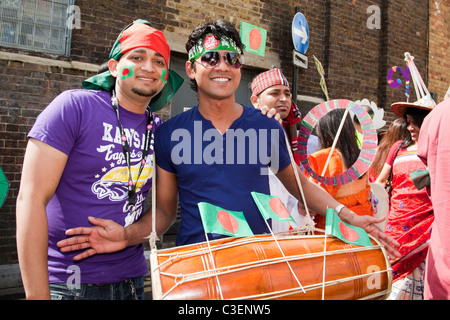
[292,12,310,54]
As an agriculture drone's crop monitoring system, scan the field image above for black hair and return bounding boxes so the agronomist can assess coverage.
[185,20,245,92]
[317,109,360,170]
[402,107,430,148]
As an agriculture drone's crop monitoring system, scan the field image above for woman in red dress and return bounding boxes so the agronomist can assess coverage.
[375,101,434,299]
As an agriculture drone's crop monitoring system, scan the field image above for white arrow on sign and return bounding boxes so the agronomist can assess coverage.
[293,26,308,44]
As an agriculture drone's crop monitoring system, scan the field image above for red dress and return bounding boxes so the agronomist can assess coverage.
[385,141,434,281]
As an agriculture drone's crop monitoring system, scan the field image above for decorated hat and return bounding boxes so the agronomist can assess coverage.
[82,19,183,112]
[251,68,289,96]
[391,96,436,118]
[391,52,436,117]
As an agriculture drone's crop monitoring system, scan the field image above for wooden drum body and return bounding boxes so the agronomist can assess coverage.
[150,234,392,300]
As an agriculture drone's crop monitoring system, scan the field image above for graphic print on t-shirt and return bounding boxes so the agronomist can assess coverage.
[91,121,154,226]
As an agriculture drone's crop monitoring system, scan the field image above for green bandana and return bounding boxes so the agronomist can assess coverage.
[188,33,242,61]
[82,19,183,112]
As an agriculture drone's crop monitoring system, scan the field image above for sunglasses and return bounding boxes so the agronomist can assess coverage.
[195,51,244,69]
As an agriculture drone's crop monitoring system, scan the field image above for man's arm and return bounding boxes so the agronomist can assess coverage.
[57,165,179,259]
[275,163,343,215]
[125,165,178,246]
[16,139,68,299]
[275,163,401,259]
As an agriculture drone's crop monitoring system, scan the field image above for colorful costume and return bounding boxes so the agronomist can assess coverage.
[385,141,434,281]
[306,147,374,230]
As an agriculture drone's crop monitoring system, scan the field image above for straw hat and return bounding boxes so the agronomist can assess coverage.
[390,52,436,118]
[391,94,436,118]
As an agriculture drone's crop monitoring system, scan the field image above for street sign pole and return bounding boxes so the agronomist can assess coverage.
[292,6,300,102]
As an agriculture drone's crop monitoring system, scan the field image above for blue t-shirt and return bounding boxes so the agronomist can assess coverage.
[155,105,291,245]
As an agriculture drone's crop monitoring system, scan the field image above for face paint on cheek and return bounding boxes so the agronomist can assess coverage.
[161,69,167,84]
[119,64,135,80]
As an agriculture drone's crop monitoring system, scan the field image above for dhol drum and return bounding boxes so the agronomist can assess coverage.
[150,233,392,300]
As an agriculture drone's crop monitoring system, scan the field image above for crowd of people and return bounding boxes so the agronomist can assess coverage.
[15,18,449,301]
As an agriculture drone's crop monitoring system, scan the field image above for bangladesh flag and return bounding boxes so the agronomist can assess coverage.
[251,192,296,224]
[325,208,372,247]
[240,21,267,57]
[119,64,134,80]
[198,202,254,238]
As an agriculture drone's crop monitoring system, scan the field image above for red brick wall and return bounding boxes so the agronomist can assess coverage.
[429,0,449,102]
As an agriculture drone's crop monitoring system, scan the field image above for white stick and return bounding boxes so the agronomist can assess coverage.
[322,232,327,300]
[263,219,306,294]
[282,133,314,226]
[319,107,350,184]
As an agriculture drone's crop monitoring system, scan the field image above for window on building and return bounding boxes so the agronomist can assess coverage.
[0,0,74,56]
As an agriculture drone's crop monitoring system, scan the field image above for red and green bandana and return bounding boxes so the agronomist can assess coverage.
[188,33,242,61]
[82,19,183,112]
[251,68,289,97]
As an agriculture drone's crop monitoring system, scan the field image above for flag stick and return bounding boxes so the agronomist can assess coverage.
[204,232,225,300]
[322,226,328,300]
[322,232,327,300]
[263,219,306,293]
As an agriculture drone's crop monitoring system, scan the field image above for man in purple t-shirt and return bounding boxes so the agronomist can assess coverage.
[15,20,182,300]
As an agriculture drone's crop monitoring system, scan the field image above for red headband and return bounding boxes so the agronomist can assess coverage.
[119,23,170,80]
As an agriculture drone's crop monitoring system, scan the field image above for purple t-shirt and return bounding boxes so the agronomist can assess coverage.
[28,89,161,284]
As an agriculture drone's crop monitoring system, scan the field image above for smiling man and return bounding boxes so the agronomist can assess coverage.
[15,20,182,300]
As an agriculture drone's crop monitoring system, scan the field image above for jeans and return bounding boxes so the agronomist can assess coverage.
[50,276,145,300]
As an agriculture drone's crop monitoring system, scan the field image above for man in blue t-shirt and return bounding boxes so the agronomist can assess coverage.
[154,101,291,245]
[57,21,401,270]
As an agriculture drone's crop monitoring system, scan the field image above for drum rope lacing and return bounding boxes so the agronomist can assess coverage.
[153,234,390,300]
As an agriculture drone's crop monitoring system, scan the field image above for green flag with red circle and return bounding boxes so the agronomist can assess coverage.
[198,202,254,238]
[251,192,296,223]
[240,21,267,57]
[119,64,134,80]
[325,208,372,247]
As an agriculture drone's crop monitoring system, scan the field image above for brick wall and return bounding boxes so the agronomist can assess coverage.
[0,0,445,268]
[429,0,449,102]
[0,57,93,264]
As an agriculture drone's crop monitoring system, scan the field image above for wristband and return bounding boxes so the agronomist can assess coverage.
[334,204,346,216]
